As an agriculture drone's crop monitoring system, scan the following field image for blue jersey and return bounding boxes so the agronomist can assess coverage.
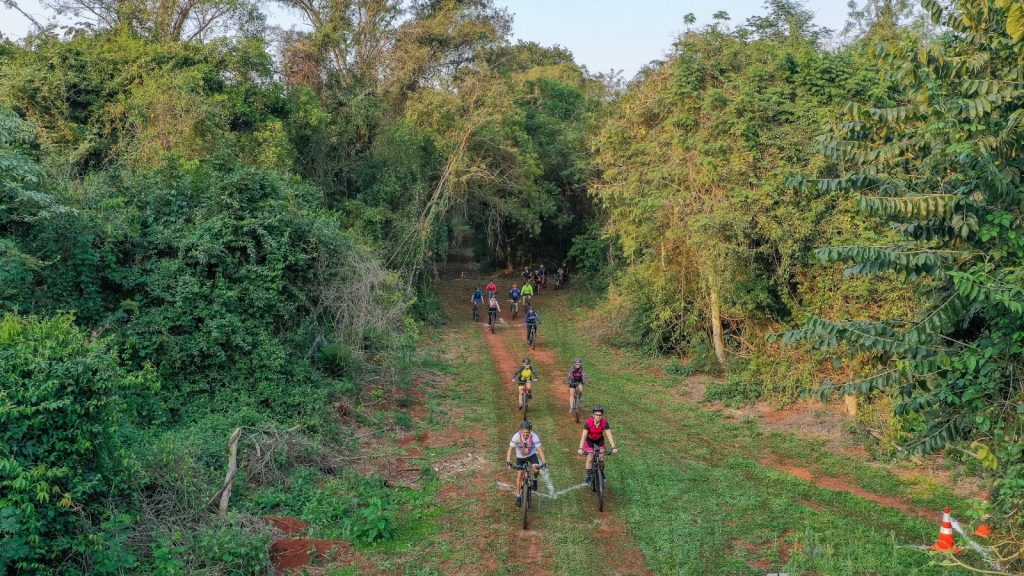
[525,311,540,325]
[509,288,521,301]
[472,290,483,303]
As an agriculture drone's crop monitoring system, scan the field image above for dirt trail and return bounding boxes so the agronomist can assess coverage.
[479,324,553,575]
[505,338,656,576]
[482,279,656,576]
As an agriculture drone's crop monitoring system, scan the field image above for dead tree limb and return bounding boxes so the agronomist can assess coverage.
[207,427,242,517]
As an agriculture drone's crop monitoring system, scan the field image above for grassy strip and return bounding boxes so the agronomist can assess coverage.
[539,291,974,575]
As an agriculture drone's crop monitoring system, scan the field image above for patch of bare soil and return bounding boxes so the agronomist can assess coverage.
[759,455,937,520]
[264,515,308,536]
[691,383,983,500]
[732,530,800,572]
[270,538,363,574]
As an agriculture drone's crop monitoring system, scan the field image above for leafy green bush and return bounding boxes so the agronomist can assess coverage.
[703,373,762,407]
[0,313,156,574]
[303,474,396,545]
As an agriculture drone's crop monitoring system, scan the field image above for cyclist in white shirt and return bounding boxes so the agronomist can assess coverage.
[505,420,548,508]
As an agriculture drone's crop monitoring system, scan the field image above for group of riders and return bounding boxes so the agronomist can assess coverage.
[470,265,569,333]
[470,268,618,510]
[503,364,614,504]
[503,344,614,506]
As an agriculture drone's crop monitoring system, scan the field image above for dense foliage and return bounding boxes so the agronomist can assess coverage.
[587,0,1024,563]
[0,1,599,572]
[785,0,1024,558]
[5,0,1024,571]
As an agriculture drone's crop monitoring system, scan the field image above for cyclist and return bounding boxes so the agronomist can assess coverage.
[538,264,547,289]
[522,266,532,282]
[506,420,548,508]
[486,280,497,299]
[565,357,588,412]
[513,357,536,410]
[508,283,521,315]
[487,293,501,329]
[521,279,534,307]
[577,405,618,487]
[524,307,540,345]
[471,287,483,320]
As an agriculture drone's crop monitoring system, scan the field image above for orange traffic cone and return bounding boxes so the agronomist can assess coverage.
[931,507,962,553]
[974,523,992,538]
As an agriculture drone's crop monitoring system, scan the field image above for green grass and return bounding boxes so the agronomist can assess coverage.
[278,282,979,575]
[540,292,975,575]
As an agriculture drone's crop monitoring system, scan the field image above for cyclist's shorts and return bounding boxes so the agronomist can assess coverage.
[516,454,540,467]
[568,380,583,388]
[584,437,606,453]
[517,380,531,390]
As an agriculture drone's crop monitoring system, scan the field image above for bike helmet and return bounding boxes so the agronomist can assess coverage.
[592,405,605,415]
[574,358,582,365]
[520,420,532,430]
[522,357,531,365]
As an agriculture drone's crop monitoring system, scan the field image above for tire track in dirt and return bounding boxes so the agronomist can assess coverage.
[479,321,554,574]
[491,287,656,576]
[437,267,554,575]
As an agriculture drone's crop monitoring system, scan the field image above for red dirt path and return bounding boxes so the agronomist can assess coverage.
[760,457,938,520]
[484,286,656,576]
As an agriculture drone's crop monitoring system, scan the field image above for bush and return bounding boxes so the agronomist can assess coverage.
[703,373,762,407]
[0,313,156,574]
[302,474,396,544]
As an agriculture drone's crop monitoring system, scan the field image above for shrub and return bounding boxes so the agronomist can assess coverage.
[0,313,156,574]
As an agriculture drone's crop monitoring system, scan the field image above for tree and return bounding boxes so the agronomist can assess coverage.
[43,0,265,41]
[591,11,881,363]
[787,0,1024,559]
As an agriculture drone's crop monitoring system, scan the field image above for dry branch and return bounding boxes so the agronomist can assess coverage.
[207,427,242,516]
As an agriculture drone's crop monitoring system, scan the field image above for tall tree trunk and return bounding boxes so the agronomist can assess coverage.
[709,287,727,366]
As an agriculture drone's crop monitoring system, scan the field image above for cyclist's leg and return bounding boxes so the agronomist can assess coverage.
[567,384,574,411]
[584,446,595,484]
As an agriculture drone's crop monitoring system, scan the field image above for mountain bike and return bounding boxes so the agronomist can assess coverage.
[590,449,611,512]
[516,379,534,417]
[472,302,480,322]
[527,323,537,349]
[510,299,519,320]
[488,308,497,333]
[569,384,582,423]
[511,462,543,529]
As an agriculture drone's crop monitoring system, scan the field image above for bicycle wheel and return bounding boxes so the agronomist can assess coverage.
[596,463,605,512]
[521,482,530,529]
[523,392,529,419]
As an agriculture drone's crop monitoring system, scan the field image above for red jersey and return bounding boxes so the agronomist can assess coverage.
[583,417,610,442]
[486,282,497,293]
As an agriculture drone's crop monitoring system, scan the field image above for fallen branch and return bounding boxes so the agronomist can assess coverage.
[207,427,242,517]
